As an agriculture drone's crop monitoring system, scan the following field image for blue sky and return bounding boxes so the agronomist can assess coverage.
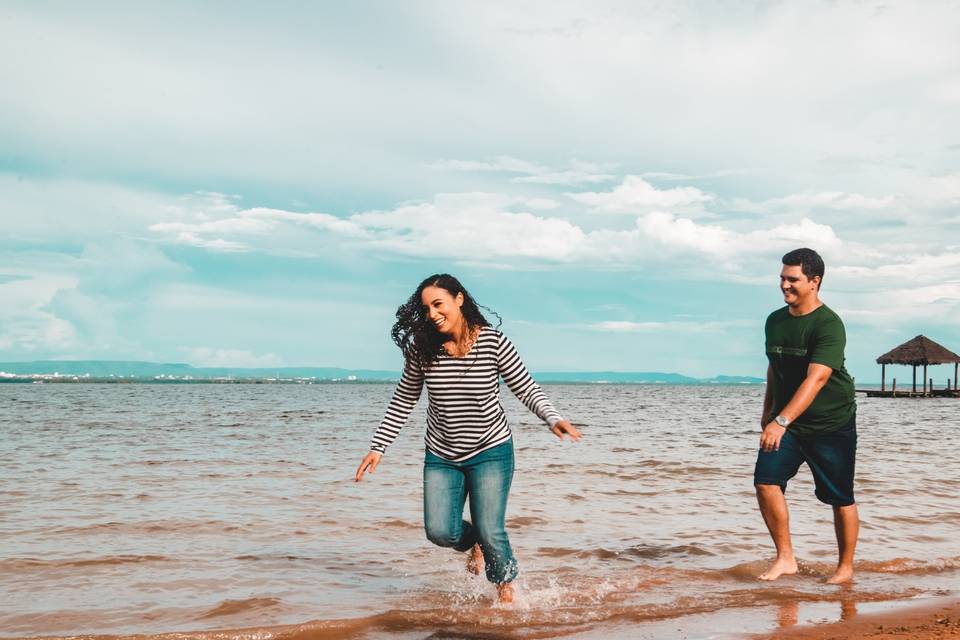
[2,1,959,382]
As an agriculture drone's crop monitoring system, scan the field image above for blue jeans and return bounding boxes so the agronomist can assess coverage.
[423,440,518,584]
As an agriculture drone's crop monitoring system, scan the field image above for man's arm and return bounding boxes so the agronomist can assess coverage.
[761,364,774,427]
[759,363,832,451]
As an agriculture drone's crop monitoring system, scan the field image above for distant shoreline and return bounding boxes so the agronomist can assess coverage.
[4,377,876,386]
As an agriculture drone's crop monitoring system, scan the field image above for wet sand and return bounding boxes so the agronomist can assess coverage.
[753,596,960,639]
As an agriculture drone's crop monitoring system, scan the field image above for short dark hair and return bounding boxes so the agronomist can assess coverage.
[782,248,825,288]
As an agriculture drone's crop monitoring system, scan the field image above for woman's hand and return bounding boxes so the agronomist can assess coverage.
[550,420,582,441]
[355,452,383,482]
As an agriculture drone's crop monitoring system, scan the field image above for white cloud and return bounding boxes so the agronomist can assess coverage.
[833,252,960,286]
[149,217,274,234]
[567,176,714,214]
[353,193,586,261]
[139,186,848,272]
[172,232,249,252]
[431,156,617,185]
[241,208,369,235]
[736,191,897,213]
[0,269,79,356]
[634,212,841,258]
[593,319,754,332]
[429,156,548,175]
[181,347,282,368]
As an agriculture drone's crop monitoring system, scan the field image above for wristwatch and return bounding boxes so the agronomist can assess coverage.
[774,415,790,428]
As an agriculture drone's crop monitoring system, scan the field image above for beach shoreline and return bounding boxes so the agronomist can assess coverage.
[751,595,960,640]
[1,596,956,640]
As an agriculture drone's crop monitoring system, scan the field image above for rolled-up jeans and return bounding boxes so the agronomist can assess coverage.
[423,440,518,584]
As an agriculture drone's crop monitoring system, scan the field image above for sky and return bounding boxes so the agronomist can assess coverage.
[2,1,959,382]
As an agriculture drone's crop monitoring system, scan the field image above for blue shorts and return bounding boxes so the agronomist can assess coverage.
[753,414,857,506]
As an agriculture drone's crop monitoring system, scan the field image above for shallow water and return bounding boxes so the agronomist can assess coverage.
[0,383,957,639]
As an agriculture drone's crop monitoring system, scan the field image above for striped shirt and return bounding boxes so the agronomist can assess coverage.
[370,327,563,461]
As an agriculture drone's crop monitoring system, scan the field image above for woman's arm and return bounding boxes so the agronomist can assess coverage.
[356,360,424,481]
[497,333,581,440]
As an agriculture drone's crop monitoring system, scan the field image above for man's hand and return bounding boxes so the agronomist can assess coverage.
[759,421,787,452]
[550,419,582,441]
[355,452,382,482]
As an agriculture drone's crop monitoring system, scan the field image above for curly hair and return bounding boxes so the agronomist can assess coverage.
[391,274,501,369]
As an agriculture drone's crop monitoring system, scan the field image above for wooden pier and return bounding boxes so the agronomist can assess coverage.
[859,388,960,398]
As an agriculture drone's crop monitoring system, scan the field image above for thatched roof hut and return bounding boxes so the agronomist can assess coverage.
[875,335,960,393]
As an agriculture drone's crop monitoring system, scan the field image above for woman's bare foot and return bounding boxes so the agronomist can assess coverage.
[758,556,798,581]
[466,543,483,576]
[497,582,514,604]
[826,564,854,584]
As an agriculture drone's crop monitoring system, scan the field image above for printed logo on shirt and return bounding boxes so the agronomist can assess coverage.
[767,345,808,356]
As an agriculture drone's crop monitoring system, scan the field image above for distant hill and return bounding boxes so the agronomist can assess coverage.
[0,360,396,380]
[0,360,764,384]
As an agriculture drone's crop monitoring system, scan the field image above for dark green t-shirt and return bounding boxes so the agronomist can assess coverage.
[765,304,856,436]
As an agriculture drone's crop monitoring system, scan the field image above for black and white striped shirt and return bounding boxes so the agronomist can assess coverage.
[370,328,563,461]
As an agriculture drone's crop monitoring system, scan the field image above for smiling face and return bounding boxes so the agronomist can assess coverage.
[421,285,465,335]
[780,264,820,308]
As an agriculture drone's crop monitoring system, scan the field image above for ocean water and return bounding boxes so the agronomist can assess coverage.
[0,383,957,639]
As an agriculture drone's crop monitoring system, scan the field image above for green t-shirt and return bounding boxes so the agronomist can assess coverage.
[765,304,856,436]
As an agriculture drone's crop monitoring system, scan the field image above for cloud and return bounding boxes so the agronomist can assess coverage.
[429,156,548,175]
[736,191,897,213]
[352,193,586,261]
[146,191,571,261]
[0,270,79,356]
[592,319,755,332]
[180,347,282,368]
[833,252,960,286]
[640,168,767,181]
[635,212,841,258]
[430,156,617,185]
[169,233,249,252]
[139,186,847,274]
[567,176,714,213]
[512,160,618,185]
[147,199,371,252]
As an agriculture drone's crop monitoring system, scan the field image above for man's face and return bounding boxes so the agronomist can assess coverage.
[780,264,819,307]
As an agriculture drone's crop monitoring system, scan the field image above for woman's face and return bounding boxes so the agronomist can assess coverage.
[421,285,464,335]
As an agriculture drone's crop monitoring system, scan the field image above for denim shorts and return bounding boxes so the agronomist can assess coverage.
[753,414,857,506]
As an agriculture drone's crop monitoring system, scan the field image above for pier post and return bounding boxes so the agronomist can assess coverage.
[892,378,897,398]
[955,363,958,390]
[881,363,886,392]
[923,364,928,396]
[912,365,917,393]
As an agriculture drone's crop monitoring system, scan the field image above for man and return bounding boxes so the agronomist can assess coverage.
[755,247,858,584]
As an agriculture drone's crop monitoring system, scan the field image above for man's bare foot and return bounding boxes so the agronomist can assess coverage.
[497,582,514,604]
[758,556,798,581]
[826,565,854,584]
[466,543,483,576]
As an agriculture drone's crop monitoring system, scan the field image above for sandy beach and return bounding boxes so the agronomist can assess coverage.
[754,596,960,640]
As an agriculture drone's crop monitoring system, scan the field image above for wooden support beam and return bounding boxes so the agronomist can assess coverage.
[912,365,917,393]
[923,363,928,396]
[882,363,886,392]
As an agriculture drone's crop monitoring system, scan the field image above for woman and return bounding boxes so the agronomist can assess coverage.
[355,274,580,604]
